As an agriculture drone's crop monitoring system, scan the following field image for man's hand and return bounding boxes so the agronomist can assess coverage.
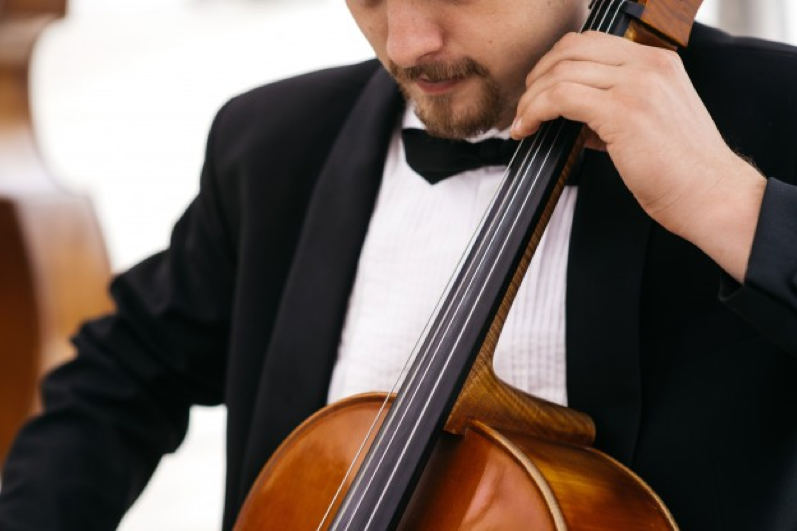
[510,31,766,283]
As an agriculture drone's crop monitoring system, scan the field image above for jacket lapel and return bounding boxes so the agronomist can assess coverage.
[239,68,403,495]
[566,149,652,464]
[238,80,650,495]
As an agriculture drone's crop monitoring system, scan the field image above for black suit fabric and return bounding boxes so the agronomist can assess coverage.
[1,24,797,531]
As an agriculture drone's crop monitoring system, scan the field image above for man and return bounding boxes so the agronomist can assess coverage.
[1,0,796,529]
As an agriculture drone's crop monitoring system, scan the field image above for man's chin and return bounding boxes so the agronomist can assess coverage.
[404,82,504,139]
[413,101,502,139]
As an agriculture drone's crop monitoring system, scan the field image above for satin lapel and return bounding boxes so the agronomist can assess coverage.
[566,149,651,464]
[238,69,403,496]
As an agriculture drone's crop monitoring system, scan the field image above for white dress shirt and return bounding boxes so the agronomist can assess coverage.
[327,109,577,407]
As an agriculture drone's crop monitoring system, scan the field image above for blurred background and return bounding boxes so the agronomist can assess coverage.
[3,0,797,529]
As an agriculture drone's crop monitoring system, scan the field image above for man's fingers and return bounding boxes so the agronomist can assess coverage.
[511,82,611,139]
[526,31,628,87]
[516,60,620,115]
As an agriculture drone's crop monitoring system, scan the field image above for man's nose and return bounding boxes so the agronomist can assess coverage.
[385,1,445,68]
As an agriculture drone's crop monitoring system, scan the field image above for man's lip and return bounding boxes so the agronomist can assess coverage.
[414,78,464,94]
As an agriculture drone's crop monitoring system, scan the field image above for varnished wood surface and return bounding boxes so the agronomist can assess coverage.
[637,0,703,47]
[234,395,392,531]
[0,1,112,465]
[506,429,677,530]
[234,395,676,530]
[3,0,66,17]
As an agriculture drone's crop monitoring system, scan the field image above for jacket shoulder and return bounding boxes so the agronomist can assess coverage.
[214,59,384,150]
[197,59,390,250]
[683,24,797,101]
[682,24,797,178]
[684,23,797,94]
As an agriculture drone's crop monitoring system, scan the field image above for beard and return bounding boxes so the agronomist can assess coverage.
[388,58,506,139]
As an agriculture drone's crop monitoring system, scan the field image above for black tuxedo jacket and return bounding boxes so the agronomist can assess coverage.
[2,24,797,531]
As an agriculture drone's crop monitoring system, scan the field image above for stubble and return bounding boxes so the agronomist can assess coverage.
[389,58,506,139]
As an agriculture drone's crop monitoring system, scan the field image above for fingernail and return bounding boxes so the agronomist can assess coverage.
[512,117,522,133]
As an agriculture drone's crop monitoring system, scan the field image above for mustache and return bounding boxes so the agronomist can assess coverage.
[389,58,489,84]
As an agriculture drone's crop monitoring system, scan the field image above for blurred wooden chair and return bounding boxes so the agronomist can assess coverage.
[0,0,113,466]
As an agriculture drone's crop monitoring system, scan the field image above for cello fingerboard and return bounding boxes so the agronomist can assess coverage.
[329,2,648,530]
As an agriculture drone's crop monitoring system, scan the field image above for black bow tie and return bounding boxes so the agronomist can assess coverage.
[402,128,519,184]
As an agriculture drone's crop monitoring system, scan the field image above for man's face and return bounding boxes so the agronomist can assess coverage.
[346,0,589,139]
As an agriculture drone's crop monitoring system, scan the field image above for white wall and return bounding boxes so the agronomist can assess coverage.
[33,0,373,272]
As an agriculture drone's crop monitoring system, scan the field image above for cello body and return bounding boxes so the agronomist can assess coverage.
[235,394,676,530]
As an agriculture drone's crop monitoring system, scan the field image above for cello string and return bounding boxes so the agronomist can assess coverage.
[376,0,623,452]
[379,0,616,432]
[326,0,624,528]
[343,0,605,463]
[353,3,625,528]
[383,0,616,409]
[369,0,623,474]
[341,72,567,531]
[345,1,625,527]
[314,88,536,531]
[316,69,557,531]
[360,119,550,445]
[358,0,614,462]
[357,0,617,481]
[326,49,559,531]
[313,140,514,531]
[359,2,627,521]
[319,120,550,531]
[350,123,563,531]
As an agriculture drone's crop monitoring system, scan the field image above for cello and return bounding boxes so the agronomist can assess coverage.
[0,0,112,465]
[235,0,702,528]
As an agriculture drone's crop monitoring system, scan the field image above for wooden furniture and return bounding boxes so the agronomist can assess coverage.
[0,0,113,465]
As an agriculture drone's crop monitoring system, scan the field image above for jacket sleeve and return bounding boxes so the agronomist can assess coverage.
[0,101,237,531]
[721,178,797,355]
